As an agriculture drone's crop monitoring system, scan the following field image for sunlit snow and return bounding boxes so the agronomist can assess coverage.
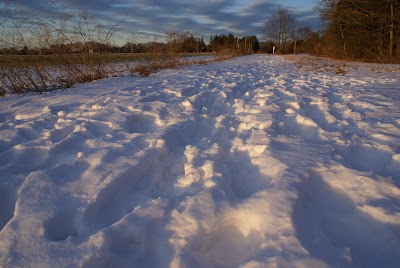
[0,55,399,267]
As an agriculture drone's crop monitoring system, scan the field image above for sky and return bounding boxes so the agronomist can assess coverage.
[8,0,320,44]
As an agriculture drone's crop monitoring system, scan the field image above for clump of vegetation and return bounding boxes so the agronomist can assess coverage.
[130,58,178,77]
[287,55,350,75]
[0,1,123,95]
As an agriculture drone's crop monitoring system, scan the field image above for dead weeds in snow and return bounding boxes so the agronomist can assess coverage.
[287,55,400,75]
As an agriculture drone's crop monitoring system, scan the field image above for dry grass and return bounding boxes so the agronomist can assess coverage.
[287,55,349,75]
[0,53,212,69]
[130,58,180,77]
[287,55,400,74]
[0,52,233,96]
[129,53,236,77]
[0,54,121,94]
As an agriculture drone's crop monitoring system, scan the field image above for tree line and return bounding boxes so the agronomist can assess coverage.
[0,31,260,56]
[209,34,260,53]
[264,1,400,63]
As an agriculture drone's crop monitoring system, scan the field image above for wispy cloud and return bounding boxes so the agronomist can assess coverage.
[5,0,319,43]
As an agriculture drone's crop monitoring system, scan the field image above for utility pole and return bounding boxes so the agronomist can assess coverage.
[294,26,297,54]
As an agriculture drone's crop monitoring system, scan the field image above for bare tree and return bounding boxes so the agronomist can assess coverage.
[0,0,36,51]
[317,0,400,62]
[165,26,192,54]
[317,0,349,58]
[264,7,297,53]
[127,32,137,53]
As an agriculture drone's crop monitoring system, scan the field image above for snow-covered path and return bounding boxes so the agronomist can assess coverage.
[1,55,400,267]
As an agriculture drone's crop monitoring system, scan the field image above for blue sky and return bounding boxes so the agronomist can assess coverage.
[12,0,319,44]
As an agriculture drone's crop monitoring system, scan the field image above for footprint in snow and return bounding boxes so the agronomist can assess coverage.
[292,171,400,268]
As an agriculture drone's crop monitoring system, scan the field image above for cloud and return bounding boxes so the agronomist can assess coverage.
[3,0,320,44]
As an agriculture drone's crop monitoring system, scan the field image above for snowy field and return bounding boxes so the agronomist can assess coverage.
[0,54,400,267]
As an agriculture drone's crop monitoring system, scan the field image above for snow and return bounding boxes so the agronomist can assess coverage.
[0,54,400,267]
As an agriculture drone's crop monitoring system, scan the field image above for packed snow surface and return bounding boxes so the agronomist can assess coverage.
[1,55,400,267]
